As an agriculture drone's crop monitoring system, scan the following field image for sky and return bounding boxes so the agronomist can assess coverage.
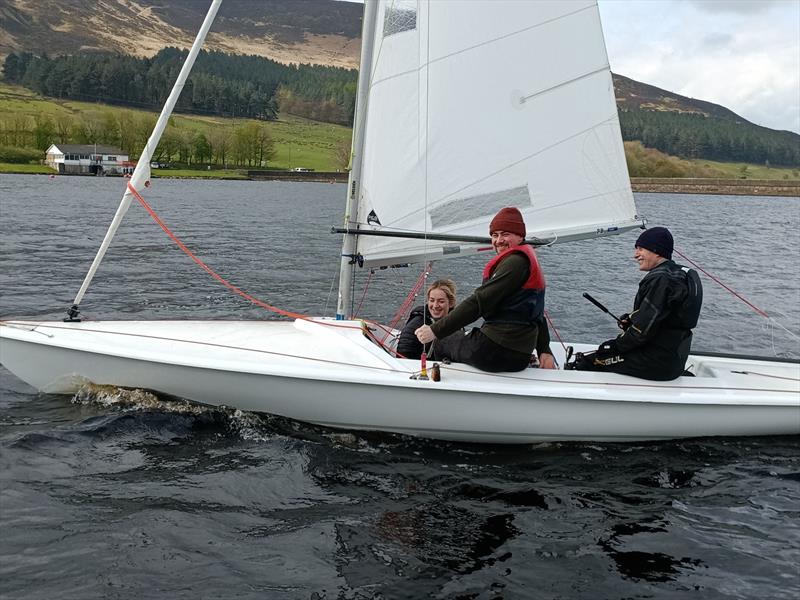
[341,0,800,134]
[597,0,800,133]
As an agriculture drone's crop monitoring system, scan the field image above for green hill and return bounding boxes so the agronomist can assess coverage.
[0,82,351,173]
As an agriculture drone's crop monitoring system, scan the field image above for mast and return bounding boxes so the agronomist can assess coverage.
[336,0,379,320]
[65,0,223,321]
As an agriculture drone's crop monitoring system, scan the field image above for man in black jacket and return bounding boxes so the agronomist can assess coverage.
[572,227,703,380]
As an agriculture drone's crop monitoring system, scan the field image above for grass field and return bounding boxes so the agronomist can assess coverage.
[0,163,52,174]
[686,158,799,180]
[0,83,352,172]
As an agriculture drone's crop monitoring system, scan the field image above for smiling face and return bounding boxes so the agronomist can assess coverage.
[634,246,666,271]
[490,230,524,254]
[426,288,451,319]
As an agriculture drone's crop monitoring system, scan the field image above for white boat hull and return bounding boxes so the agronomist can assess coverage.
[2,319,798,443]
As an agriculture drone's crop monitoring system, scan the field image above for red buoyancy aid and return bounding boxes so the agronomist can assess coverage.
[482,244,545,288]
[481,244,546,325]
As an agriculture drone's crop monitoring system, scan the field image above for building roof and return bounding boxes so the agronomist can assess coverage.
[49,144,127,155]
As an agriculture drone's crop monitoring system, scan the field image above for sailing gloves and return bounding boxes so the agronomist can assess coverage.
[617,313,632,331]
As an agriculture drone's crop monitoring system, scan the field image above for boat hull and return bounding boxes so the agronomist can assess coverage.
[2,319,798,443]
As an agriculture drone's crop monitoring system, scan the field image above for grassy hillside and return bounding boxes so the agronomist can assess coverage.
[2,83,797,181]
[0,83,351,172]
[1,0,362,69]
[624,141,799,180]
[684,158,799,180]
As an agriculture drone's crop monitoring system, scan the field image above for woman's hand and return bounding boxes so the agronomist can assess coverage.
[415,324,436,344]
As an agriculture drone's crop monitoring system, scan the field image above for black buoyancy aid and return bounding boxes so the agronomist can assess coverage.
[641,261,703,336]
[481,244,546,325]
[675,265,703,329]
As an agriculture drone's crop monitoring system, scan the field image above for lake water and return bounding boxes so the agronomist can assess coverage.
[1,174,798,599]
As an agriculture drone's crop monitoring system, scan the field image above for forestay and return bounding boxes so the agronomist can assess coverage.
[354,0,643,267]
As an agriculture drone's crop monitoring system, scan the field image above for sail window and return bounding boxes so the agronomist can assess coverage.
[383,1,417,37]
[430,186,533,230]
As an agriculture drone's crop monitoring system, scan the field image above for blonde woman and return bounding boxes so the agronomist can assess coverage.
[397,279,457,360]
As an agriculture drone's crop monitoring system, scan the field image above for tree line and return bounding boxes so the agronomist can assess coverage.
[619,109,799,167]
[3,47,798,168]
[3,48,357,126]
[0,110,276,168]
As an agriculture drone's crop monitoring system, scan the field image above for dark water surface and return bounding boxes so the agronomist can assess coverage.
[1,174,799,599]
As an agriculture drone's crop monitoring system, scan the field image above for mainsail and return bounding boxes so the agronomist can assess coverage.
[351,0,641,268]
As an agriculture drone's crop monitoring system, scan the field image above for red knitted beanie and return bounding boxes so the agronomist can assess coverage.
[489,207,526,238]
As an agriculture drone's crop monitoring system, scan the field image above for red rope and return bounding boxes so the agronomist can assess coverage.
[544,310,567,353]
[382,263,430,343]
[127,182,360,329]
[673,247,769,318]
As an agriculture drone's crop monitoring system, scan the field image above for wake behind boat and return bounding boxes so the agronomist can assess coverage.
[1,0,798,442]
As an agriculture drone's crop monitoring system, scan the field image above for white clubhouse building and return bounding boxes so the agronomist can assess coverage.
[45,144,133,175]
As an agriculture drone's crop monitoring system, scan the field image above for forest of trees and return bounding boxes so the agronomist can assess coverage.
[2,48,798,168]
[619,109,799,167]
[2,48,357,126]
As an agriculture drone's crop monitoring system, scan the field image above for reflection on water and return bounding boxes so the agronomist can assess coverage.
[598,518,704,583]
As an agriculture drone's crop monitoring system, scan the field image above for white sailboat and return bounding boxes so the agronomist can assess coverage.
[1,0,798,443]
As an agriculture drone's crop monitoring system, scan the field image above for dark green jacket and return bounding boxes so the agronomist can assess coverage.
[430,253,550,355]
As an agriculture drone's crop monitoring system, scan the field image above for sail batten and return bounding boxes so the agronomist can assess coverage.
[352,0,637,268]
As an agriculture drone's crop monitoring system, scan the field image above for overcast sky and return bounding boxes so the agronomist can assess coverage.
[598,0,799,133]
[341,0,799,133]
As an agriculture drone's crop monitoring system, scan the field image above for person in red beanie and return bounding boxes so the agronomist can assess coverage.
[570,226,703,380]
[415,207,555,372]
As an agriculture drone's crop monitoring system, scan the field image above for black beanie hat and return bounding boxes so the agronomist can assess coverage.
[635,227,673,260]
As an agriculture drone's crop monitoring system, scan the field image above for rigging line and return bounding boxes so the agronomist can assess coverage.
[762,308,800,348]
[324,267,338,317]
[353,268,374,317]
[126,183,357,330]
[422,0,432,333]
[676,248,799,346]
[384,264,429,344]
[544,310,568,354]
[672,247,769,318]
[364,325,406,358]
[768,318,800,343]
[729,370,800,383]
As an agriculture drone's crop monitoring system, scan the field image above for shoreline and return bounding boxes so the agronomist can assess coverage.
[1,170,798,196]
[630,177,800,197]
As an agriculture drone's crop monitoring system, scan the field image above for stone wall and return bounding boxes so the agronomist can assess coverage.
[631,178,800,197]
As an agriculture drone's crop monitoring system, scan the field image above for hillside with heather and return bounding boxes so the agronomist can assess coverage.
[0,0,362,68]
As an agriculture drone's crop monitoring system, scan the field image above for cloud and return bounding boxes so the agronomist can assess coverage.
[344,0,799,133]
[599,0,800,133]
[688,0,786,15]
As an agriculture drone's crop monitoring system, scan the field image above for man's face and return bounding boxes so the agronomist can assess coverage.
[634,246,664,271]
[491,231,524,254]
